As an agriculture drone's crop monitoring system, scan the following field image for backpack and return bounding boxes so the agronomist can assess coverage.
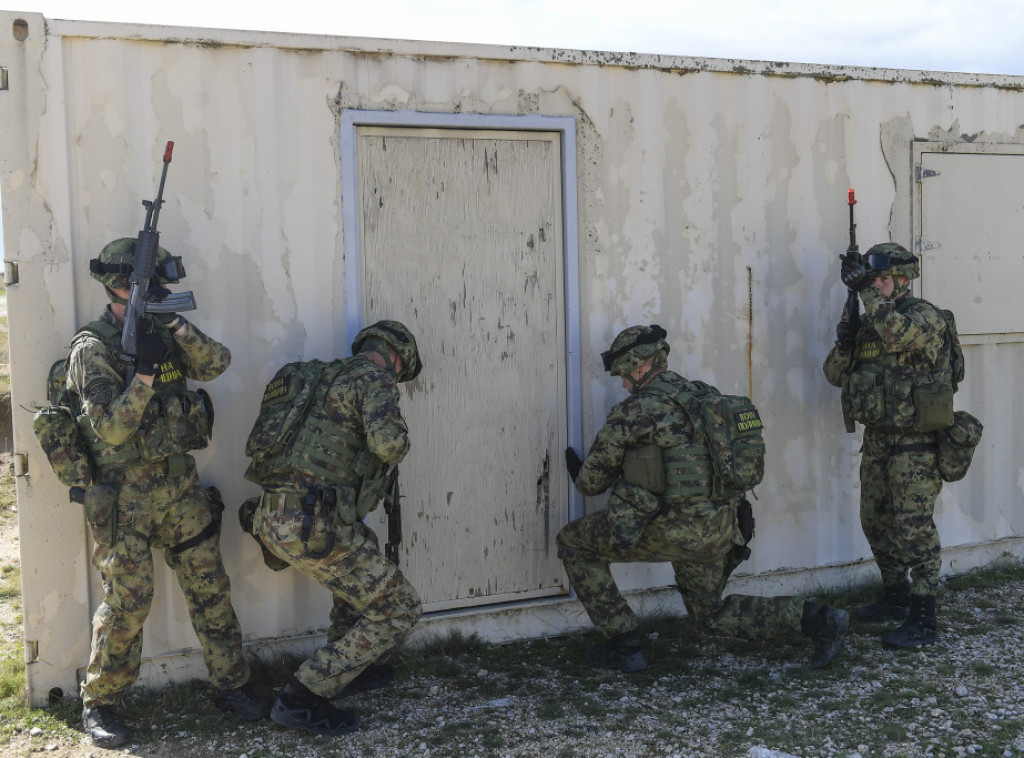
[31,321,120,489]
[650,378,766,497]
[244,359,344,476]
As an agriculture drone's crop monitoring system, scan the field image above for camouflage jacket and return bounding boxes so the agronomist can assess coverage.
[823,288,949,431]
[67,308,229,461]
[254,354,409,494]
[575,370,708,501]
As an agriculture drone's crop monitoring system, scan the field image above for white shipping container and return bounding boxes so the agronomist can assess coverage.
[0,12,1021,705]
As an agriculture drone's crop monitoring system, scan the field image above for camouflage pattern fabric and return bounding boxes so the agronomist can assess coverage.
[559,369,804,641]
[249,353,421,699]
[68,308,248,707]
[253,510,421,698]
[82,459,249,705]
[859,428,943,594]
[68,310,229,446]
[557,500,804,640]
[824,285,950,598]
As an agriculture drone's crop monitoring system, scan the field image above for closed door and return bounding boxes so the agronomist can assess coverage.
[357,126,571,611]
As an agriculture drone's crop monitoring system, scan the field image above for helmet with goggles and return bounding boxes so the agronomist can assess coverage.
[864,242,919,281]
[601,325,670,377]
[89,237,186,290]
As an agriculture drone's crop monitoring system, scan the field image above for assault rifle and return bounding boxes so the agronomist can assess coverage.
[383,474,403,566]
[121,141,197,382]
[840,188,860,432]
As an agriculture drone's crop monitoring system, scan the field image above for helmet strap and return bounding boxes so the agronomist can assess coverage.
[105,287,129,306]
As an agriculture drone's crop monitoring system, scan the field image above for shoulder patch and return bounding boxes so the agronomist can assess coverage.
[83,379,116,406]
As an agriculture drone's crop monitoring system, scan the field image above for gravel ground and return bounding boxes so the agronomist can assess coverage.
[4,557,1024,758]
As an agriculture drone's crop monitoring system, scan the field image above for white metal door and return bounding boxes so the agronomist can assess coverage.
[356,127,571,611]
[918,149,1024,341]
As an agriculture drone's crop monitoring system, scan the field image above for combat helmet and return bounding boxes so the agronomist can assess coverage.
[864,243,919,281]
[89,237,185,291]
[601,324,670,377]
[352,320,423,382]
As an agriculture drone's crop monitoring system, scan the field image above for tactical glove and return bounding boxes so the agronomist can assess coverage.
[835,297,860,350]
[565,447,583,482]
[840,253,872,292]
[135,333,167,377]
[155,312,183,329]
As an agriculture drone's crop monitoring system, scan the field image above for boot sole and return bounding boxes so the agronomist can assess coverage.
[270,702,361,735]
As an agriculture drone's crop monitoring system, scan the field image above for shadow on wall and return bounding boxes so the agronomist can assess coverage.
[0,392,10,453]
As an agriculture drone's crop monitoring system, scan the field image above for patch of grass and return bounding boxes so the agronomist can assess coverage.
[970,660,996,677]
[943,559,1024,591]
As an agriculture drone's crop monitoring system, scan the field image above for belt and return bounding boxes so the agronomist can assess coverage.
[260,486,339,515]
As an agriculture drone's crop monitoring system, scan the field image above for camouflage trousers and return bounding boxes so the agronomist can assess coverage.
[253,502,422,699]
[860,427,943,595]
[82,456,249,707]
[556,500,804,641]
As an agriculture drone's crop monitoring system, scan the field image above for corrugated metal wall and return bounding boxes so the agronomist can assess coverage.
[1,12,1022,704]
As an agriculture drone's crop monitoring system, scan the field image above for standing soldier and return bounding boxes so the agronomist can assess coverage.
[824,243,953,648]
[241,321,423,736]
[557,325,848,673]
[71,239,267,747]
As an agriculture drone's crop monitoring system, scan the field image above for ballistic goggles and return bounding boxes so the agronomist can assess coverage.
[864,251,918,272]
[89,256,187,282]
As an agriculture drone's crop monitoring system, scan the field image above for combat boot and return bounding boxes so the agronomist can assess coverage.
[801,601,849,669]
[882,595,937,648]
[270,676,360,736]
[856,580,911,622]
[584,630,648,673]
[213,682,271,721]
[336,662,396,698]
[82,704,131,748]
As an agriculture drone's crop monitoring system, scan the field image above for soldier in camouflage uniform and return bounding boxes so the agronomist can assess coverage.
[558,325,848,673]
[245,321,423,736]
[72,239,267,748]
[824,243,951,648]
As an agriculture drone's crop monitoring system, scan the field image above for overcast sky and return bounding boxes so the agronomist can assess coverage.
[7,0,1024,76]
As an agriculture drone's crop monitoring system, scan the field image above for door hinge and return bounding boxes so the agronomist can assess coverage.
[13,453,28,477]
[915,164,940,183]
[914,236,941,254]
[4,261,18,286]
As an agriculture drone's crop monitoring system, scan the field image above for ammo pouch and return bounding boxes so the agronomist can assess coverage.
[83,484,120,548]
[237,495,290,571]
[621,444,665,494]
[605,480,661,550]
[912,376,954,433]
[842,365,885,425]
[936,410,984,482]
[32,405,93,488]
[137,389,214,461]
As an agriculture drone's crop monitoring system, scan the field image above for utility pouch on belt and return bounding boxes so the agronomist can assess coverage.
[32,405,93,488]
[237,496,289,571]
[936,410,983,482]
[83,484,120,548]
[621,444,665,494]
[912,377,954,433]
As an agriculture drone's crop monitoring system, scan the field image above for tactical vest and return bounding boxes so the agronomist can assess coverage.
[72,318,212,469]
[246,358,374,492]
[634,375,716,504]
[841,296,955,433]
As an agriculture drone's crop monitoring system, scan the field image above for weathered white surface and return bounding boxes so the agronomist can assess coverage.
[0,12,1021,703]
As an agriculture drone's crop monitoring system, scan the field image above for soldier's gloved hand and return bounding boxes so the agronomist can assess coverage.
[565,447,583,482]
[135,333,167,377]
[154,312,183,329]
[840,253,872,291]
[836,317,857,350]
[835,298,860,349]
